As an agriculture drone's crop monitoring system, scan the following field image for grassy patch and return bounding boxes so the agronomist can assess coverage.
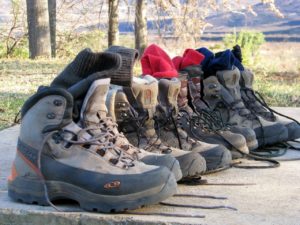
[253,70,300,107]
[0,59,65,130]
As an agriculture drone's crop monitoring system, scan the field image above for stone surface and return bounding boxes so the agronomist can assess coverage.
[0,108,300,225]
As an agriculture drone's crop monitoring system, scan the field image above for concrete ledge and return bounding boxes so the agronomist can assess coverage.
[1,108,300,225]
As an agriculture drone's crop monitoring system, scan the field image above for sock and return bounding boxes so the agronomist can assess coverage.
[51,48,122,89]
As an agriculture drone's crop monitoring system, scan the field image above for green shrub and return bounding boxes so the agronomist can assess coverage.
[0,35,29,59]
[223,30,265,66]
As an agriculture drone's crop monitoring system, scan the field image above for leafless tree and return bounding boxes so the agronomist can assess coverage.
[48,0,56,57]
[26,0,51,58]
[108,0,119,46]
[135,0,147,55]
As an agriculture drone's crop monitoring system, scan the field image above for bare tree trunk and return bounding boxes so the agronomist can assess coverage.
[26,0,51,59]
[48,0,56,57]
[108,0,119,46]
[135,0,147,55]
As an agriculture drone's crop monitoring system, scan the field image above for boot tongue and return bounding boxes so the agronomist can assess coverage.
[177,75,194,114]
[216,67,240,89]
[131,76,158,118]
[240,69,254,89]
[80,78,110,126]
[216,68,250,114]
[216,67,243,101]
[188,77,209,111]
[131,76,160,137]
[158,78,181,114]
[178,79,189,108]
[203,76,236,108]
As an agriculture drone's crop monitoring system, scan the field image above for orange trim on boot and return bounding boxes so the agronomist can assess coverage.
[16,149,43,177]
[7,163,18,182]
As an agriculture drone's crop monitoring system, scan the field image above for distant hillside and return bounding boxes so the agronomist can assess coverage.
[203,0,300,42]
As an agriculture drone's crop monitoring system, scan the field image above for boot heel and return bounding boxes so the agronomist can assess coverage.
[8,176,49,206]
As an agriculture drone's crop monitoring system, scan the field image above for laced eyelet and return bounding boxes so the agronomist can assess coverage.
[53,99,62,106]
[47,113,56,119]
[52,132,62,144]
[109,158,118,165]
[96,148,106,157]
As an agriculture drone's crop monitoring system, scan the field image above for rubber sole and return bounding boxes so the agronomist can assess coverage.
[8,175,177,212]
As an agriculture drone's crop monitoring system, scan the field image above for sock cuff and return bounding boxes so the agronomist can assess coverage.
[105,46,139,87]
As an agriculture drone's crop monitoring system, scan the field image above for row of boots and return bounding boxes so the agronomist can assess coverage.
[7,45,300,213]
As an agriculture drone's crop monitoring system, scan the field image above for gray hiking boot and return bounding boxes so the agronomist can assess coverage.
[79,78,182,181]
[177,73,249,158]
[151,76,232,171]
[183,66,258,152]
[107,78,207,178]
[203,67,288,147]
[200,75,258,151]
[8,87,177,212]
[240,68,300,141]
[184,66,258,152]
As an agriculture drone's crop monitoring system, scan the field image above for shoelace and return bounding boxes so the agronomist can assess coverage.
[215,97,269,147]
[154,107,190,150]
[242,87,300,126]
[179,108,280,169]
[241,87,300,157]
[189,111,223,133]
[119,105,171,153]
[90,116,142,158]
[54,127,135,168]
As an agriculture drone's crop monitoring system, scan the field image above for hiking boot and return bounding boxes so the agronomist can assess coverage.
[79,78,182,181]
[240,68,300,141]
[203,67,288,147]
[182,66,258,152]
[107,78,207,178]
[8,87,177,212]
[151,76,232,171]
[200,75,258,151]
[177,73,249,158]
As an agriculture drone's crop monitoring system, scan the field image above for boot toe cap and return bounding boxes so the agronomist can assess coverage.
[175,151,206,178]
[141,154,183,181]
[198,145,232,171]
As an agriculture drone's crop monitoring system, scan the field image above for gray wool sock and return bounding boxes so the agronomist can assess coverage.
[50,48,122,89]
[105,45,139,87]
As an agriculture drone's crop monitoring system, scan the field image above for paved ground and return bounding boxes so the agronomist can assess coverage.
[0,107,300,225]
